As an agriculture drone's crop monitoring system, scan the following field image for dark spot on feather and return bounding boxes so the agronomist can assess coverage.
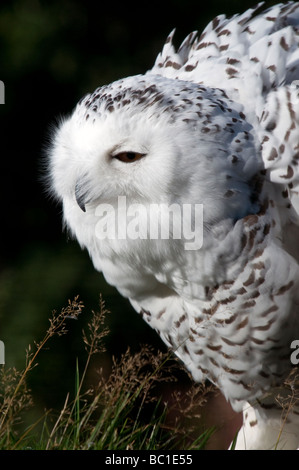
[280,165,294,179]
[280,36,290,51]
[268,147,278,160]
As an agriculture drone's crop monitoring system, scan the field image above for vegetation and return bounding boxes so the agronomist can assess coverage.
[0,296,215,450]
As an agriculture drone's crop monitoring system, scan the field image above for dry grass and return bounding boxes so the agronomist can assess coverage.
[0,295,215,450]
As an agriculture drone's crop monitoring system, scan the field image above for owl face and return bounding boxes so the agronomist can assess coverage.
[49,73,260,238]
[50,76,189,210]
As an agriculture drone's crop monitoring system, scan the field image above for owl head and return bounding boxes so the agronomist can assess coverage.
[49,73,261,247]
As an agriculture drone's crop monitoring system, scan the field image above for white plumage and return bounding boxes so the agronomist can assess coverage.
[48,2,299,449]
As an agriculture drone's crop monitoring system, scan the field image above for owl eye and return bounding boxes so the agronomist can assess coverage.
[113,151,145,163]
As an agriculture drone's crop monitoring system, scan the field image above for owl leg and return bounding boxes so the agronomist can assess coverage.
[233,400,299,450]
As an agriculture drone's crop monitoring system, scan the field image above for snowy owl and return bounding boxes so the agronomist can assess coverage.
[48,2,299,449]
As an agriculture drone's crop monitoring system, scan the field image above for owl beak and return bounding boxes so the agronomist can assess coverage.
[75,179,88,212]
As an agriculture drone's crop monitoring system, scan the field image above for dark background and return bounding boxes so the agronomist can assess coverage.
[0,0,277,443]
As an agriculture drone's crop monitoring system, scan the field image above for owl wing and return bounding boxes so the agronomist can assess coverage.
[149,2,299,224]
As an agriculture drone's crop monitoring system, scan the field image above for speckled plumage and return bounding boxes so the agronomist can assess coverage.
[49,2,299,449]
